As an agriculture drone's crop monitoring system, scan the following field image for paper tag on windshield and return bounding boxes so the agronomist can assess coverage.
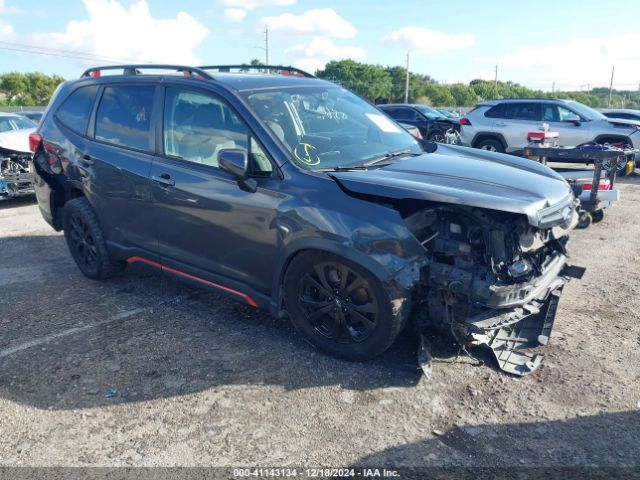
[366,113,402,133]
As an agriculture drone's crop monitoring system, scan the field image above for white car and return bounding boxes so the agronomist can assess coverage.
[459,99,640,171]
[0,112,36,199]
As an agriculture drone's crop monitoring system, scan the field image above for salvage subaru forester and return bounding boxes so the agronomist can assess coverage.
[30,64,581,375]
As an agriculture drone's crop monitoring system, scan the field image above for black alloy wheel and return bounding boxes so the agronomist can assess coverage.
[297,262,378,344]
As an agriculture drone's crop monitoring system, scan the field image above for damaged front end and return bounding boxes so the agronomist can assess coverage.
[0,147,34,199]
[404,197,583,376]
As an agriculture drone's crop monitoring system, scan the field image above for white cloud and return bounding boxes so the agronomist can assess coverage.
[475,33,640,90]
[30,0,209,64]
[223,7,247,22]
[0,0,19,14]
[219,0,295,8]
[261,8,357,39]
[382,26,474,53]
[0,19,13,36]
[219,0,295,21]
[285,36,366,73]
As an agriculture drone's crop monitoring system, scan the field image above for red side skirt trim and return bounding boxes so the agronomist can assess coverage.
[126,256,258,308]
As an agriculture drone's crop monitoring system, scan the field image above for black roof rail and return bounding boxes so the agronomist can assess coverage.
[80,64,214,79]
[199,64,315,78]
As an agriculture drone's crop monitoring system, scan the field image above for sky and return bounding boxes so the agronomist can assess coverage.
[0,0,639,91]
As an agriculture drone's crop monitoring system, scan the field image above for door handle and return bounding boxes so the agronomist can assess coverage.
[495,122,508,127]
[152,173,175,187]
[80,154,94,166]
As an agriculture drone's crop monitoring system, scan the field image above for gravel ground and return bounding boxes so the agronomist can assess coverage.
[0,177,639,472]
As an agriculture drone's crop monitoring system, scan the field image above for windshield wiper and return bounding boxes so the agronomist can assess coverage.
[317,165,369,172]
[363,150,422,167]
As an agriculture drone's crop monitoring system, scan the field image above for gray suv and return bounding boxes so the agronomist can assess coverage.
[460,98,640,159]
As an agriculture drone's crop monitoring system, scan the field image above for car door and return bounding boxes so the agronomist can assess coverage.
[149,85,282,295]
[495,102,542,151]
[84,83,159,256]
[541,103,589,147]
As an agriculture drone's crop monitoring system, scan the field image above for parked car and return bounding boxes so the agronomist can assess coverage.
[399,122,422,139]
[0,112,36,199]
[459,99,640,169]
[601,109,640,122]
[436,108,460,119]
[31,64,581,375]
[19,111,44,123]
[377,103,459,143]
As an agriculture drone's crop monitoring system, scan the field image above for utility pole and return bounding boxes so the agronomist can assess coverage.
[494,64,498,97]
[264,25,269,65]
[404,51,410,104]
[608,66,615,108]
[552,81,555,94]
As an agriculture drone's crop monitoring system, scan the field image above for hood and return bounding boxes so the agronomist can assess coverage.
[330,144,574,228]
[604,117,639,128]
[0,127,34,154]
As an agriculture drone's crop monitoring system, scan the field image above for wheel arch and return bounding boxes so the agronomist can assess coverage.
[471,132,508,150]
[269,238,412,318]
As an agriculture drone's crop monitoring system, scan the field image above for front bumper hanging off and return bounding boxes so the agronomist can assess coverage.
[418,262,585,377]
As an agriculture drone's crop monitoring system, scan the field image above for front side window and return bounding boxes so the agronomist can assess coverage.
[393,108,417,121]
[163,87,272,175]
[56,85,98,134]
[243,86,421,171]
[95,85,155,151]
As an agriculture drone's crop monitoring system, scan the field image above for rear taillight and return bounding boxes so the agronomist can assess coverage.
[582,180,611,191]
[29,132,43,153]
[459,117,471,126]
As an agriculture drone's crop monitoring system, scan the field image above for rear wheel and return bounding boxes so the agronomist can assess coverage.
[63,197,125,279]
[283,251,406,361]
[475,138,505,153]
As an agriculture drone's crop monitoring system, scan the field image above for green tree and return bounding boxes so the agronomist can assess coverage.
[448,83,478,107]
[317,60,392,103]
[0,71,65,106]
[422,84,455,106]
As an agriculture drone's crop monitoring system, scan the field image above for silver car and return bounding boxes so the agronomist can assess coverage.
[459,99,640,159]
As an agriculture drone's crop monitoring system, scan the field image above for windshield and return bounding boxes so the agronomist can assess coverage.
[243,86,422,170]
[414,104,443,119]
[438,109,459,118]
[12,116,36,130]
[567,101,607,121]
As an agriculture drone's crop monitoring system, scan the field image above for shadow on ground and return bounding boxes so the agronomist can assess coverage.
[0,233,471,410]
[351,411,640,476]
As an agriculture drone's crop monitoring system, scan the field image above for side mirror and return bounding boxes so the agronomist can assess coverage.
[563,115,581,126]
[218,148,257,193]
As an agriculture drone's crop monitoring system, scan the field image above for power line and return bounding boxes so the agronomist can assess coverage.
[0,40,146,65]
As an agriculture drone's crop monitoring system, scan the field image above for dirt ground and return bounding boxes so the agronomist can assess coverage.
[0,175,639,473]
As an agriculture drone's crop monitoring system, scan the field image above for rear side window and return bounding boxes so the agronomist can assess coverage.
[503,103,541,121]
[56,85,99,135]
[484,104,505,118]
[95,85,155,151]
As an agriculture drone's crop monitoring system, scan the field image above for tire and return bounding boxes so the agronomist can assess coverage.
[475,138,505,153]
[577,212,592,229]
[283,251,407,361]
[62,197,125,280]
[427,130,445,143]
[591,209,604,223]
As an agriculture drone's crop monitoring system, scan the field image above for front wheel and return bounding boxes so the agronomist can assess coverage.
[427,130,445,143]
[283,251,407,361]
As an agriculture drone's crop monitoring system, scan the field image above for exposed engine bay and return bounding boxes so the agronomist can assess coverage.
[403,204,583,376]
[0,147,34,199]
